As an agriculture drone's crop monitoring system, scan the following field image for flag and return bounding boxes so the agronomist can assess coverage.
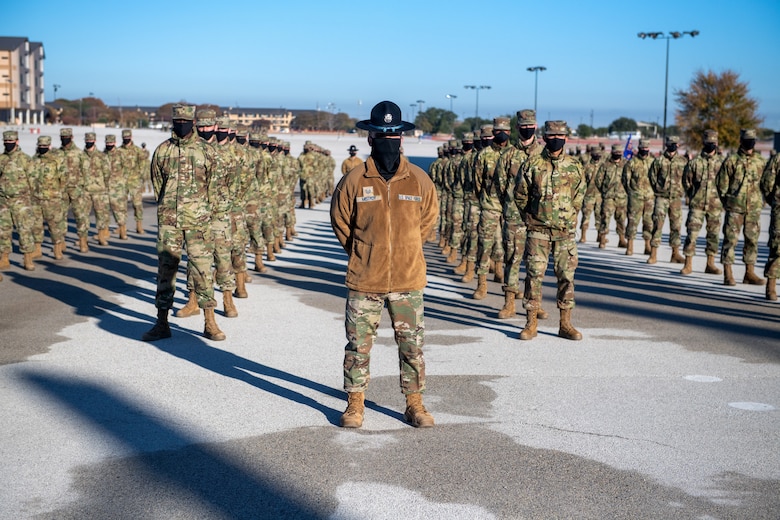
[623,134,634,159]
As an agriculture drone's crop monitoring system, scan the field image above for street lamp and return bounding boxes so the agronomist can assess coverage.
[526,66,546,114]
[445,94,457,113]
[637,30,699,141]
[409,103,417,122]
[464,85,491,129]
[416,99,425,116]
[53,83,60,101]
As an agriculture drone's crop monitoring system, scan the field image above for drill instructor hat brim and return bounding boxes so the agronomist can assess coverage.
[356,100,415,133]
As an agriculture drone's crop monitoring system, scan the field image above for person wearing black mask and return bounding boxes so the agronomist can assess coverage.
[0,130,36,271]
[514,120,585,341]
[647,135,688,264]
[579,145,604,244]
[143,104,225,343]
[55,127,91,252]
[82,132,111,247]
[29,135,67,260]
[717,128,768,286]
[341,145,362,176]
[594,144,628,249]
[622,138,655,255]
[680,130,725,276]
[330,100,438,429]
[119,129,147,235]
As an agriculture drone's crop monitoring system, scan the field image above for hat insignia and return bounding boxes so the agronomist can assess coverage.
[384,114,393,124]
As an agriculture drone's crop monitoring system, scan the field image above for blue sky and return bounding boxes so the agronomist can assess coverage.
[4,0,779,129]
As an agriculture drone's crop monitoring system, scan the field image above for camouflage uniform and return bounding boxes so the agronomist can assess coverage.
[428,148,444,240]
[209,117,239,293]
[29,136,67,253]
[437,152,451,246]
[82,133,112,237]
[0,131,35,257]
[682,132,724,259]
[103,135,129,234]
[297,142,318,208]
[230,126,256,279]
[119,129,147,230]
[444,140,464,253]
[281,142,300,238]
[475,121,508,279]
[622,141,655,248]
[717,131,767,269]
[648,137,687,251]
[760,153,780,285]
[579,147,604,241]
[595,145,627,245]
[54,128,90,244]
[462,127,493,268]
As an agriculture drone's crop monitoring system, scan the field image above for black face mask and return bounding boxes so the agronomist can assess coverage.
[197,129,215,141]
[236,136,247,145]
[37,147,49,155]
[229,133,236,141]
[462,143,473,152]
[637,149,649,158]
[250,141,260,148]
[122,138,132,146]
[546,138,565,153]
[284,149,290,155]
[349,151,357,157]
[371,136,402,177]
[4,142,16,153]
[481,138,493,148]
[702,143,717,154]
[493,131,510,145]
[85,142,95,150]
[268,145,278,153]
[518,127,536,140]
[216,130,229,142]
[105,144,115,152]
[666,144,678,153]
[611,153,622,161]
[61,137,72,147]
[592,154,601,161]
[741,139,756,151]
[173,121,194,139]
[261,143,268,150]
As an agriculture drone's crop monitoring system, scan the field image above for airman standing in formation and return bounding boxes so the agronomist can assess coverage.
[119,129,148,234]
[595,144,628,249]
[28,135,67,260]
[104,134,129,240]
[578,145,604,243]
[56,128,90,252]
[82,132,111,247]
[647,136,687,264]
[0,130,35,271]
[761,151,780,300]
[621,138,655,255]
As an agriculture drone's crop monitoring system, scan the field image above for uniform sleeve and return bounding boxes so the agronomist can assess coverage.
[513,159,531,215]
[420,176,439,243]
[330,176,354,254]
[571,162,586,212]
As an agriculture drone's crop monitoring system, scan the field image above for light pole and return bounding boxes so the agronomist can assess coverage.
[637,30,699,141]
[445,94,457,113]
[409,103,417,121]
[526,66,546,114]
[416,99,425,117]
[464,85,491,129]
[53,83,60,101]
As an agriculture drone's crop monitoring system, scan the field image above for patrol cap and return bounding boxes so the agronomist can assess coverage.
[516,109,536,126]
[356,100,415,133]
[448,139,459,148]
[249,132,263,142]
[121,129,132,138]
[480,124,494,138]
[105,134,117,144]
[611,144,622,153]
[462,132,474,142]
[60,128,73,137]
[85,132,96,141]
[702,130,718,143]
[196,109,216,126]
[216,116,231,129]
[37,135,52,146]
[493,117,511,131]
[235,125,249,137]
[740,129,757,140]
[665,135,680,144]
[638,139,650,148]
[172,104,196,121]
[3,130,18,140]
[543,120,569,135]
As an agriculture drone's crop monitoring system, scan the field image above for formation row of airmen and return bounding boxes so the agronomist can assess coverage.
[430,109,780,340]
[0,127,149,283]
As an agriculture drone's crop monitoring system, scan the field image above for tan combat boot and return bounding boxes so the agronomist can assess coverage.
[460,261,475,283]
[680,255,693,275]
[625,239,633,256]
[98,228,109,246]
[136,221,144,234]
[32,242,42,259]
[537,307,549,320]
[670,247,685,264]
[404,392,434,428]
[519,310,538,340]
[446,248,458,264]
[558,308,583,340]
[176,291,201,318]
[493,262,504,283]
[142,308,172,342]
[579,223,588,243]
[643,238,651,255]
[0,251,10,269]
[203,308,226,341]
[618,234,627,248]
[273,237,281,254]
[223,291,238,318]
[647,246,658,264]
[119,224,128,240]
[767,278,777,301]
[340,391,365,428]
[743,264,766,285]
[254,250,267,273]
[453,257,468,275]
[53,241,64,260]
[723,264,736,286]
[497,291,516,319]
[705,254,722,275]
[285,226,294,242]
[234,271,248,298]
[598,233,607,249]
[472,274,488,300]
[79,236,89,253]
[266,245,276,262]
[23,252,35,271]
[441,244,451,257]
[438,236,446,248]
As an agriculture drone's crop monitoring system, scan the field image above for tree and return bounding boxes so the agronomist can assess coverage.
[674,69,763,151]
[414,107,457,135]
[577,124,594,139]
[608,117,638,134]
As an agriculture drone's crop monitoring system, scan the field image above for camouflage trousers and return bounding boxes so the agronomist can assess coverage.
[244,202,261,251]
[439,191,451,239]
[230,211,248,276]
[683,205,722,257]
[344,289,426,395]
[108,188,128,227]
[580,192,602,230]
[599,197,627,238]
[84,190,111,231]
[721,209,761,266]
[626,195,654,240]
[764,205,780,278]
[65,188,90,238]
[209,217,236,292]
[299,178,315,204]
[30,202,44,245]
[448,196,465,251]
[37,198,67,245]
[502,218,527,294]
[252,204,276,252]
[0,196,36,254]
[155,225,216,310]
[650,197,682,248]
[129,182,144,221]
[433,187,442,235]
[523,231,578,311]
[476,209,504,275]
[462,198,480,260]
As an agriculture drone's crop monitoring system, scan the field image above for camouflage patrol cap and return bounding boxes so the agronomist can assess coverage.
[3,130,18,140]
[493,117,511,131]
[249,132,263,142]
[450,139,462,150]
[480,125,494,138]
[105,134,117,144]
[196,109,216,126]
[665,135,680,144]
[462,132,474,142]
[236,125,249,136]
[638,139,650,148]
[172,104,196,121]
[611,144,622,153]
[37,135,52,146]
[448,139,459,148]
[283,141,291,149]
[702,130,718,143]
[740,129,757,140]
[543,120,569,135]
[268,136,278,144]
[228,120,237,130]
[215,116,231,129]
[60,128,73,137]
[121,129,132,138]
[85,132,96,141]
[516,109,536,125]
